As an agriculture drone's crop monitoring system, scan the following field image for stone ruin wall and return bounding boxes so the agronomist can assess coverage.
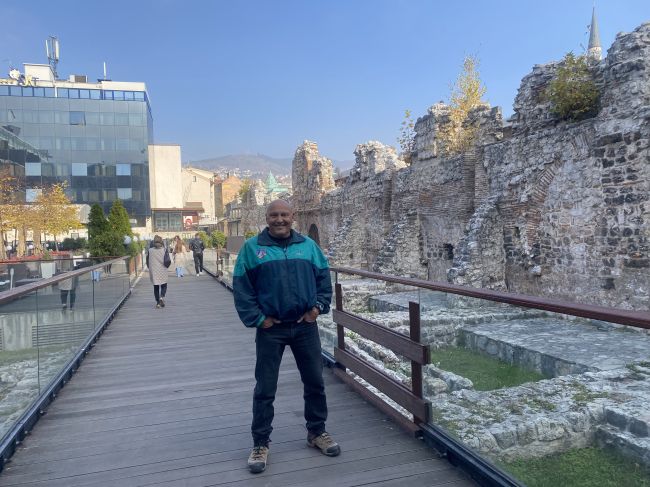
[288,22,649,310]
[468,23,650,309]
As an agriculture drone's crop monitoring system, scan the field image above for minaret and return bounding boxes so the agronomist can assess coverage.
[587,7,602,60]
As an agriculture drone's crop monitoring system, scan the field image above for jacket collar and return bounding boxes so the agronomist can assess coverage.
[257,228,305,247]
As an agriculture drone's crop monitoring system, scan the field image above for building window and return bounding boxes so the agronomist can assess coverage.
[154,212,169,231]
[69,111,86,125]
[115,113,129,125]
[71,137,86,150]
[117,188,132,200]
[41,163,55,177]
[25,163,41,176]
[153,211,182,232]
[71,163,88,176]
[193,176,197,182]
[116,163,131,176]
[116,138,129,150]
[26,188,41,202]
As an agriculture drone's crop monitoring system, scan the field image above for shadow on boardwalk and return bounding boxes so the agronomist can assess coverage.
[0,273,474,487]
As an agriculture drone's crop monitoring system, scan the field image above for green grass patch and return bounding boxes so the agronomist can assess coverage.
[502,447,650,487]
[430,347,545,391]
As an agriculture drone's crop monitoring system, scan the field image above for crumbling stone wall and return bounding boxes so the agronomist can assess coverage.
[288,22,649,309]
[472,22,650,308]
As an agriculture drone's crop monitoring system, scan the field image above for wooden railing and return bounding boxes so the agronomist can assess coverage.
[329,265,650,437]
[332,282,430,435]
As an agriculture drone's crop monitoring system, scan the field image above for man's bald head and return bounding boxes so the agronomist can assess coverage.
[266,200,294,238]
[266,199,293,216]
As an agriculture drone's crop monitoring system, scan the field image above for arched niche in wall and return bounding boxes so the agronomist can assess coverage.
[308,223,321,246]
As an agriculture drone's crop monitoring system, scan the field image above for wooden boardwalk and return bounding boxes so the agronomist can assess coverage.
[0,273,474,487]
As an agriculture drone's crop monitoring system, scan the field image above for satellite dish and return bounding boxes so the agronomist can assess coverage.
[8,68,20,80]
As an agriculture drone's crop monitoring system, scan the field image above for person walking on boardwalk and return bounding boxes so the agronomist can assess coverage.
[58,273,78,311]
[147,235,171,308]
[189,233,205,276]
[172,235,188,277]
[233,199,339,474]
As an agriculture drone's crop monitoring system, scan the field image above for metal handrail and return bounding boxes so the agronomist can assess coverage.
[0,256,130,304]
[330,266,650,329]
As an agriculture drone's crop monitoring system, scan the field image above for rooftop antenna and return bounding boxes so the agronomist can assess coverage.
[45,36,60,79]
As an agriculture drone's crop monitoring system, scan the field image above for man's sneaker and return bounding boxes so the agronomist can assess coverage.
[155,302,161,309]
[159,298,165,308]
[247,445,269,473]
[307,432,340,456]
[196,273,200,277]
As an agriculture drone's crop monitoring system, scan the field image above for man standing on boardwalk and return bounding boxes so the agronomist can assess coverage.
[189,233,205,276]
[233,199,340,474]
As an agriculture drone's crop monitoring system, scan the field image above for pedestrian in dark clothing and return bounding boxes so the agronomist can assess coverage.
[189,233,205,276]
[233,199,339,474]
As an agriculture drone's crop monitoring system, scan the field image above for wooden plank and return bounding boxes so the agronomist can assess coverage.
[333,309,428,364]
[335,282,345,350]
[409,300,425,425]
[334,347,429,422]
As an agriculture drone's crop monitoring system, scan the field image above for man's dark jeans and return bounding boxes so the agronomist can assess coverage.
[193,253,203,274]
[252,321,327,446]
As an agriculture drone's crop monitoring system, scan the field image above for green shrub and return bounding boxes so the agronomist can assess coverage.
[545,53,599,121]
[210,230,226,249]
[88,229,124,257]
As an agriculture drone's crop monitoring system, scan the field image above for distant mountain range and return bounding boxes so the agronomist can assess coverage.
[185,154,292,176]
[185,153,354,177]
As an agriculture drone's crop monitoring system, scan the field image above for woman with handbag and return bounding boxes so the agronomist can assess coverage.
[147,235,171,308]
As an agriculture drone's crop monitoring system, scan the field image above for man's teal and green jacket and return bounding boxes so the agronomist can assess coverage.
[233,228,332,327]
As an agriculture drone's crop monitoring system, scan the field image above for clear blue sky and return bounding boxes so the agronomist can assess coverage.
[1,1,648,163]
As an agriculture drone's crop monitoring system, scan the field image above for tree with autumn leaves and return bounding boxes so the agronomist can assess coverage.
[34,184,84,250]
[397,55,487,162]
[0,169,82,258]
[438,55,487,156]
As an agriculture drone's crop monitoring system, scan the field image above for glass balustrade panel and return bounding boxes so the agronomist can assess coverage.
[0,291,39,441]
[36,272,95,392]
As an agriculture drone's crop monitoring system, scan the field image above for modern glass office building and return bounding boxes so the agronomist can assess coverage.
[0,64,152,226]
